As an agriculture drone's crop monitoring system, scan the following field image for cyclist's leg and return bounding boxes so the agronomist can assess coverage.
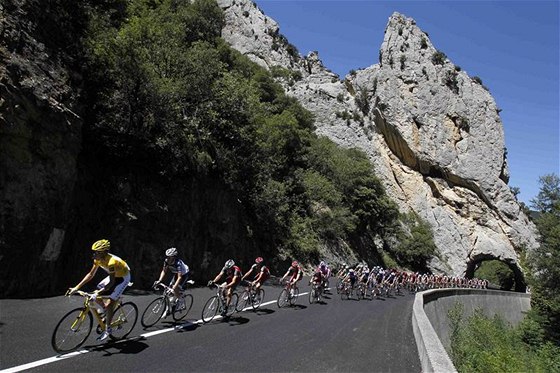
[101,274,130,331]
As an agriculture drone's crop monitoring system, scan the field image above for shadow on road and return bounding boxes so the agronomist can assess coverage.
[175,320,201,332]
[290,304,307,310]
[253,308,275,315]
[84,336,150,356]
[225,315,250,325]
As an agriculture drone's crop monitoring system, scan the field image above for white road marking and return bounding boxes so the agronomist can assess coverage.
[0,292,309,373]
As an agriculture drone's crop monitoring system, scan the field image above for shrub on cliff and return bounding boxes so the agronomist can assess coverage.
[78,0,401,261]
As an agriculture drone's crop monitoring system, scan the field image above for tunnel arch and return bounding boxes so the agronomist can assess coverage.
[465,253,526,292]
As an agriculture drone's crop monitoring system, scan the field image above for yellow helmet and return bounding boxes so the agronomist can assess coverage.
[91,239,110,251]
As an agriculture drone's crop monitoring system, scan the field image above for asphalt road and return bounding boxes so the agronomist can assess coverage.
[0,279,420,372]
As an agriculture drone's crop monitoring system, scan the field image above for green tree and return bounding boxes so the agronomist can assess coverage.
[474,260,515,290]
[528,173,560,344]
[392,212,437,271]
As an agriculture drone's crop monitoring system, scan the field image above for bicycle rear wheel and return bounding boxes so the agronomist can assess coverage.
[173,293,193,322]
[202,296,219,323]
[226,293,238,317]
[141,297,166,327]
[110,302,138,340]
[251,289,265,310]
[289,288,299,306]
[51,307,93,353]
[277,289,289,308]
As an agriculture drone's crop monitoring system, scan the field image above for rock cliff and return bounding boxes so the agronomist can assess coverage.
[218,0,538,287]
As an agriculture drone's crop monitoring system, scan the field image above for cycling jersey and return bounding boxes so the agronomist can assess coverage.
[311,271,323,284]
[287,265,302,281]
[94,253,130,278]
[164,258,189,276]
[221,265,242,283]
[248,263,270,282]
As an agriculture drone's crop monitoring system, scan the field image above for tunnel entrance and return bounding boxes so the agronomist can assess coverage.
[466,254,526,292]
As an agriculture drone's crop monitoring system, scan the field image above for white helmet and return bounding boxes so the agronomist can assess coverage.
[224,259,235,269]
[165,247,178,257]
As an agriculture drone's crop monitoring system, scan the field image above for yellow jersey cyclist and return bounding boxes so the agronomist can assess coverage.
[68,239,131,341]
[153,247,191,317]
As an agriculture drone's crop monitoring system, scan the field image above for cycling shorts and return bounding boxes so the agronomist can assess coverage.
[97,273,131,300]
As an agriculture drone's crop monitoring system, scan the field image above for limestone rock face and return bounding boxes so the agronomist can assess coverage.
[219,3,538,282]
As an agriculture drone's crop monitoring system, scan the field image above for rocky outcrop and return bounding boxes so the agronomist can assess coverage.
[1,0,83,295]
[219,1,538,286]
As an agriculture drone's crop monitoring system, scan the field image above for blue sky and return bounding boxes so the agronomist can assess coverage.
[254,0,559,206]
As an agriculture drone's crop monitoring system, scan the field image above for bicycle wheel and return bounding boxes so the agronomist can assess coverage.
[110,302,138,340]
[309,287,317,304]
[341,287,349,300]
[226,293,238,317]
[289,287,299,306]
[251,289,265,310]
[202,296,219,323]
[277,289,289,308]
[173,293,193,322]
[52,307,93,353]
[236,290,251,312]
[336,279,344,294]
[141,297,166,327]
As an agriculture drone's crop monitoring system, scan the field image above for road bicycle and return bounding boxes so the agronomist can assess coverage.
[141,280,194,327]
[355,282,368,300]
[277,280,299,308]
[51,289,138,353]
[308,282,322,304]
[201,283,238,323]
[336,278,345,294]
[340,282,357,300]
[236,282,265,312]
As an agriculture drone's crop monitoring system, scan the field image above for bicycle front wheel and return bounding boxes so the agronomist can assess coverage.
[226,293,238,317]
[277,289,289,308]
[236,290,251,312]
[202,296,219,323]
[173,293,193,322]
[251,289,264,310]
[309,288,316,304]
[141,297,166,327]
[51,307,93,353]
[110,302,138,340]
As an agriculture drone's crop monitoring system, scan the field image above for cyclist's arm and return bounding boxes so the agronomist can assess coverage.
[227,274,240,289]
[72,264,99,291]
[212,272,223,284]
[253,271,263,284]
[241,268,253,281]
[172,272,183,292]
[156,267,167,283]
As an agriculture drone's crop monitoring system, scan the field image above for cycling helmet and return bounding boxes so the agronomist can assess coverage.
[291,260,299,267]
[255,257,264,264]
[349,269,355,273]
[319,261,326,267]
[91,239,110,251]
[224,259,235,269]
[165,247,178,257]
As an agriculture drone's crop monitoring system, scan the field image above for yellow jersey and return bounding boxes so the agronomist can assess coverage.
[94,253,130,278]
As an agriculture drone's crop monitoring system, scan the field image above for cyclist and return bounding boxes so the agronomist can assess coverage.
[242,257,270,291]
[342,268,358,289]
[153,247,190,316]
[318,261,330,289]
[280,260,303,295]
[209,259,242,316]
[68,239,131,341]
[309,268,324,295]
